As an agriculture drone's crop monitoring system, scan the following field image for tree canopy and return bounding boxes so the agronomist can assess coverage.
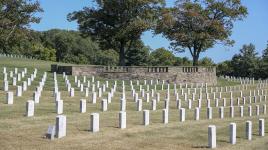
[68,0,165,66]
[150,47,176,66]
[155,0,247,66]
[40,29,100,64]
[0,0,43,53]
[126,40,150,66]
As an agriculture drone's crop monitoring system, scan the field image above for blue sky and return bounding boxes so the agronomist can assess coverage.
[30,0,268,63]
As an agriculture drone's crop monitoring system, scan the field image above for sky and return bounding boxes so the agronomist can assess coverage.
[30,0,268,63]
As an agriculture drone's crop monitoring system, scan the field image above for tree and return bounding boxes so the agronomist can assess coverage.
[259,41,268,78]
[216,60,233,76]
[155,0,247,66]
[126,40,150,66]
[0,0,43,53]
[41,29,99,64]
[174,57,192,66]
[95,49,119,66]
[263,41,268,62]
[68,0,164,66]
[31,43,56,61]
[199,57,215,66]
[230,43,259,78]
[150,47,176,66]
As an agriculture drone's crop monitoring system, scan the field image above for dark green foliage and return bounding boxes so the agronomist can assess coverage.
[216,43,268,79]
[31,43,56,61]
[258,42,268,79]
[149,47,176,66]
[68,0,165,65]
[40,29,99,64]
[174,57,192,66]
[216,60,233,76]
[231,44,259,78]
[0,0,43,54]
[199,57,215,66]
[126,40,150,66]
[95,49,119,66]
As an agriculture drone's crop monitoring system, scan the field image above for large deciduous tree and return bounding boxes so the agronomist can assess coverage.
[155,0,247,66]
[68,0,164,66]
[0,0,43,53]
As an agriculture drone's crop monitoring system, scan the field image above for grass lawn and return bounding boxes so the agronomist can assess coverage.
[0,57,267,150]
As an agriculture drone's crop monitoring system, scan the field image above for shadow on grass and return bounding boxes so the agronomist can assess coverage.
[192,145,209,149]
[218,139,229,143]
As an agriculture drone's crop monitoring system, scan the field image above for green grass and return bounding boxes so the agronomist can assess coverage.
[0,57,267,150]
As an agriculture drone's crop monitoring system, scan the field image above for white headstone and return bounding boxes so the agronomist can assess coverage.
[230,106,234,118]
[162,109,168,124]
[12,77,16,86]
[80,99,86,113]
[164,99,169,109]
[156,93,160,102]
[92,92,97,104]
[246,121,252,140]
[26,100,34,117]
[98,88,102,97]
[229,123,236,144]
[137,99,142,111]
[219,107,224,119]
[56,100,63,114]
[3,80,8,91]
[85,88,89,97]
[240,106,244,117]
[90,113,99,132]
[207,107,212,119]
[70,88,74,97]
[256,105,260,116]
[119,111,126,129]
[6,92,13,104]
[151,99,157,111]
[248,106,252,116]
[176,99,181,109]
[101,99,108,111]
[208,125,216,148]
[55,92,61,101]
[263,104,266,114]
[194,107,200,120]
[259,119,265,136]
[33,91,40,103]
[120,99,126,111]
[56,115,66,138]
[143,110,149,126]
[188,99,192,109]
[180,108,185,122]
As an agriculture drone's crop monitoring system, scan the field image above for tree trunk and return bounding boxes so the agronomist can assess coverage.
[192,54,199,66]
[56,50,61,62]
[2,45,7,54]
[119,42,126,66]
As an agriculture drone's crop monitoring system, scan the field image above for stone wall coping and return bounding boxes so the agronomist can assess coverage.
[52,64,216,69]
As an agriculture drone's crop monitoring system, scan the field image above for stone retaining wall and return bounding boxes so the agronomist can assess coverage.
[51,65,217,85]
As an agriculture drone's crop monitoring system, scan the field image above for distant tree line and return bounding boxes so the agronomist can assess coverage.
[1,25,215,66]
[217,42,268,79]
